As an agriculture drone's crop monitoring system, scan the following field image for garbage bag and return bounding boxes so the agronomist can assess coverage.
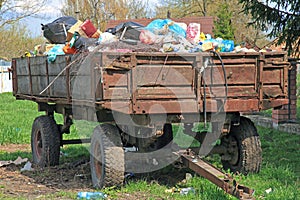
[145,19,186,38]
[220,40,234,52]
[42,16,77,44]
[139,29,163,44]
[98,32,118,44]
[46,44,65,62]
[113,21,145,40]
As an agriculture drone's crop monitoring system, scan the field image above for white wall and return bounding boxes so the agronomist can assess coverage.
[0,66,12,93]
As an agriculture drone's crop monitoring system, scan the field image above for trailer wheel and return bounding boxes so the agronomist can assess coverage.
[90,124,124,188]
[31,115,60,167]
[221,117,262,174]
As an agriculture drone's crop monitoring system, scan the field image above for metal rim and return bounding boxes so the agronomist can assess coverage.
[34,130,43,160]
[93,139,103,184]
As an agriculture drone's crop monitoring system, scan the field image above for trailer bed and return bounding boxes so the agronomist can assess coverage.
[12,51,289,116]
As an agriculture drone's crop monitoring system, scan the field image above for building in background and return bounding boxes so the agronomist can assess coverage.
[0,59,12,93]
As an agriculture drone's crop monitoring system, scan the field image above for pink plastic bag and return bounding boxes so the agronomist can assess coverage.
[186,23,201,44]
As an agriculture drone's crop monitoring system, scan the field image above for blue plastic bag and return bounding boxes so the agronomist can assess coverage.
[47,44,65,63]
[146,19,186,38]
[220,40,234,52]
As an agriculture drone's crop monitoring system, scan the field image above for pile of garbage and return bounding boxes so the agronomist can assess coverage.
[31,16,273,62]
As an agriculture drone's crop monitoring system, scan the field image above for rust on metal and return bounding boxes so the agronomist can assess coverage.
[65,56,71,102]
[177,150,255,200]
[27,57,33,95]
[45,56,50,96]
[11,59,18,95]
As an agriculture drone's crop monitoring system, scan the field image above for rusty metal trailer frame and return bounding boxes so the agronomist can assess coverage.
[12,51,289,115]
[11,51,290,200]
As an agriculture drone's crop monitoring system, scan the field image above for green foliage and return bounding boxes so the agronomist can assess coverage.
[213,3,235,40]
[0,24,45,60]
[0,93,41,144]
[239,0,300,57]
[0,151,32,161]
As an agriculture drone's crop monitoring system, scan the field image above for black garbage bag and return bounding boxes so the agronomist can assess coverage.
[108,21,145,41]
[74,37,98,50]
[42,16,77,44]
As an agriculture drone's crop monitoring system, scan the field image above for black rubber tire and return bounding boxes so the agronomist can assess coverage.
[90,124,125,188]
[221,116,262,175]
[31,115,60,167]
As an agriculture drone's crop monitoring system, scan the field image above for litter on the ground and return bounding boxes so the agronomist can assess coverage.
[180,187,196,195]
[20,161,34,172]
[0,156,28,167]
[77,191,107,199]
[265,188,272,194]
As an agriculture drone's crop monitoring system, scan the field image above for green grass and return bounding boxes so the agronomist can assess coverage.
[0,92,299,199]
[0,92,41,144]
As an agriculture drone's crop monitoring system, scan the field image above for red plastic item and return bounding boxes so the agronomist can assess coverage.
[80,19,97,38]
[63,43,77,54]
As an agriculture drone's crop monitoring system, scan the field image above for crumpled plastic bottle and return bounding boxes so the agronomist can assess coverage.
[77,191,107,199]
[180,187,196,195]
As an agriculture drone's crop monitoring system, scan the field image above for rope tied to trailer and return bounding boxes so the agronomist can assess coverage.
[200,51,228,127]
[39,53,88,95]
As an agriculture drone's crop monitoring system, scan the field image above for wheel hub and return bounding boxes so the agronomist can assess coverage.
[221,135,239,165]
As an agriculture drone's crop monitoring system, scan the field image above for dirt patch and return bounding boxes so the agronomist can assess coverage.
[0,144,30,153]
[0,144,188,199]
[0,156,92,199]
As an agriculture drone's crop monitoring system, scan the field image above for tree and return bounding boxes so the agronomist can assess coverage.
[0,24,44,60]
[0,0,46,28]
[213,2,234,40]
[155,0,270,47]
[155,0,214,18]
[239,0,300,57]
[61,0,150,31]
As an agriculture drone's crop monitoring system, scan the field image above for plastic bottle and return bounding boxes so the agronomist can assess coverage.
[77,191,107,199]
[180,187,196,195]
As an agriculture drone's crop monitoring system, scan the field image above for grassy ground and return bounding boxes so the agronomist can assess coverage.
[0,92,299,199]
